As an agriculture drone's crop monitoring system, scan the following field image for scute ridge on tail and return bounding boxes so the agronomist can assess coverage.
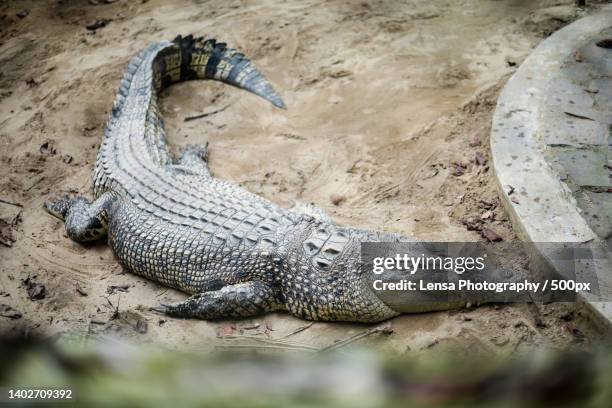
[172,34,286,108]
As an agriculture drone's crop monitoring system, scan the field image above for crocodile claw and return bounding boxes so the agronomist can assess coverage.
[150,304,170,314]
[44,194,74,220]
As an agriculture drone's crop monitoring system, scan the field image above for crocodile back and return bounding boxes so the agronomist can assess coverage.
[90,35,295,287]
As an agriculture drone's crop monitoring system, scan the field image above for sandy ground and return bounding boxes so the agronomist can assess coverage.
[0,0,609,353]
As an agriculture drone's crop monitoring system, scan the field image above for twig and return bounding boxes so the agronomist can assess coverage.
[102,294,120,320]
[24,175,45,192]
[319,326,393,352]
[214,344,315,352]
[184,105,230,122]
[220,335,318,351]
[564,111,595,121]
[0,198,23,208]
[281,322,313,339]
[155,288,169,298]
[90,320,106,325]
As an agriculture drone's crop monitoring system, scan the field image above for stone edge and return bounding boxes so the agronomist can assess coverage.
[490,6,612,330]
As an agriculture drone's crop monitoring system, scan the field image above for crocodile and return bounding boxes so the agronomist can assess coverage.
[44,35,466,322]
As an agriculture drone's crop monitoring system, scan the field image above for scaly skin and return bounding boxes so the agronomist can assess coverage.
[45,34,411,322]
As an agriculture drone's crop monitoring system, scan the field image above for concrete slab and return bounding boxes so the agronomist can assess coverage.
[576,191,612,245]
[550,145,609,188]
[491,6,612,328]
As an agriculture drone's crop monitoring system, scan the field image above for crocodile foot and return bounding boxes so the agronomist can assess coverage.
[44,194,76,220]
[44,192,116,242]
[151,281,282,320]
[174,143,212,177]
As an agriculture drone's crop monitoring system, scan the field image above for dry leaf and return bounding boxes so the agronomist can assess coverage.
[217,324,236,337]
[482,227,503,242]
[475,151,486,166]
[330,194,345,206]
[135,319,148,334]
[481,210,493,220]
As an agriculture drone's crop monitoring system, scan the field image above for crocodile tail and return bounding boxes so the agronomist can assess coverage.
[152,34,285,109]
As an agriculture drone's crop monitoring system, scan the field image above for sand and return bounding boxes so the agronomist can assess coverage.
[0,0,609,353]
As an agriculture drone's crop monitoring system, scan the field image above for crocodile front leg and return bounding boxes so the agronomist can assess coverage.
[44,192,116,242]
[290,201,334,224]
[153,281,283,320]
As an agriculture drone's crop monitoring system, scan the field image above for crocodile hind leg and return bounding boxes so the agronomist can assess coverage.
[172,143,212,177]
[44,192,116,242]
[153,281,283,320]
